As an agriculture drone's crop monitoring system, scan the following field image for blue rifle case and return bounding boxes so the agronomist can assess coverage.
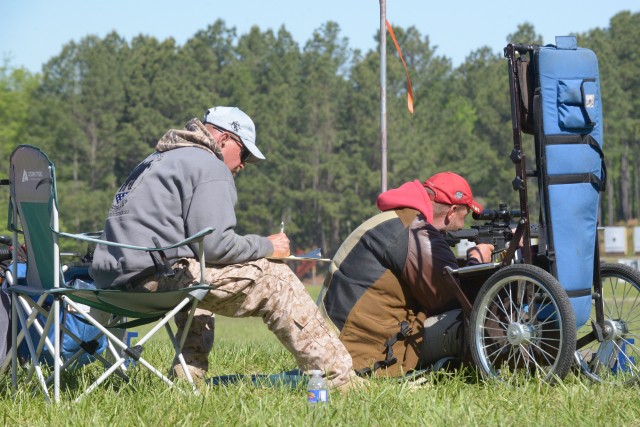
[533,36,605,327]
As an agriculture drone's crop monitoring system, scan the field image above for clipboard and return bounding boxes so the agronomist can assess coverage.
[268,248,331,262]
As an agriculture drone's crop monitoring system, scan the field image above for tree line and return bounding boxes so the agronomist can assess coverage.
[0,12,638,256]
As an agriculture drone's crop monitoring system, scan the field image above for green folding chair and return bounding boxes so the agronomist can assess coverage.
[4,144,214,403]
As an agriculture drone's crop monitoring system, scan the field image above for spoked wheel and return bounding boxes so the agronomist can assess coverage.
[469,264,576,384]
[576,263,640,384]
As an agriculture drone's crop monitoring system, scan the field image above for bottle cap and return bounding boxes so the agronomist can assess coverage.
[309,369,322,376]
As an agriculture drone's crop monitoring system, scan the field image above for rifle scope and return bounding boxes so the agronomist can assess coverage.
[472,204,521,222]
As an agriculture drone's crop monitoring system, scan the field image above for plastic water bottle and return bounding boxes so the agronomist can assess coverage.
[306,370,329,405]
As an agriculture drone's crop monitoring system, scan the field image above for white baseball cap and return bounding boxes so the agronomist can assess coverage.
[203,106,265,163]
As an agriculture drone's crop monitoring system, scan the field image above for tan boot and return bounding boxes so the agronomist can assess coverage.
[334,375,368,394]
[170,309,215,386]
[169,361,207,387]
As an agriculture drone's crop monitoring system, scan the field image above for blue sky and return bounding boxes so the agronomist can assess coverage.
[1,0,638,73]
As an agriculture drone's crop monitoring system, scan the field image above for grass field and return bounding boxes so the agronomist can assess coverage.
[3,285,640,427]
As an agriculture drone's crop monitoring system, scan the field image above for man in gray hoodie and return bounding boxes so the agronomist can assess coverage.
[90,106,358,390]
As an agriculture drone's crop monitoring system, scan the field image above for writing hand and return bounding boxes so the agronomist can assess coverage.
[268,232,291,258]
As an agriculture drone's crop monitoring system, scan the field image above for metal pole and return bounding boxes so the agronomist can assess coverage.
[379,0,387,193]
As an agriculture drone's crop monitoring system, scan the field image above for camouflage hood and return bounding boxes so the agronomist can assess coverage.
[155,118,223,161]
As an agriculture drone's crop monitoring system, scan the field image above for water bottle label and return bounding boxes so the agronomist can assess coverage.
[307,389,328,403]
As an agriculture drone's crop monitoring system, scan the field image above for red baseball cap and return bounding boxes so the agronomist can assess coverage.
[423,172,483,214]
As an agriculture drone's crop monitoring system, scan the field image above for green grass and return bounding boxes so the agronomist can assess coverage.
[3,285,640,426]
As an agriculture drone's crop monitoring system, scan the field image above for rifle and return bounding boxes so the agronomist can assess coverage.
[445,204,521,259]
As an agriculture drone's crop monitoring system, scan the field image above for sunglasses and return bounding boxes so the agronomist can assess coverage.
[234,138,251,163]
[210,124,250,163]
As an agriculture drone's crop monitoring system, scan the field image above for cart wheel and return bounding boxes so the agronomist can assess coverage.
[468,264,576,384]
[576,263,640,384]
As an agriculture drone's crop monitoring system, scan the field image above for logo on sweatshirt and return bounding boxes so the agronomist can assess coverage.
[109,155,158,217]
[115,191,129,203]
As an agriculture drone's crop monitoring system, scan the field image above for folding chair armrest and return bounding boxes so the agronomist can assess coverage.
[82,230,103,238]
[54,227,215,252]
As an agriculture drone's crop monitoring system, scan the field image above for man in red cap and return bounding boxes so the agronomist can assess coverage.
[316,172,493,377]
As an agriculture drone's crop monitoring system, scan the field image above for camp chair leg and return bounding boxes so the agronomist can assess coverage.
[44,329,130,386]
[0,296,24,376]
[89,351,130,382]
[3,293,59,375]
[62,295,192,400]
[49,348,129,384]
[128,297,196,389]
[16,301,49,386]
[11,292,18,389]
[179,298,199,350]
[16,295,61,365]
[53,298,62,403]
[135,356,176,386]
[27,294,58,359]
[134,297,193,348]
[53,350,87,377]
[3,325,33,375]
[165,323,198,394]
[73,354,176,403]
[26,304,55,383]
[75,356,181,403]
[74,357,127,403]
[90,329,129,377]
[22,301,55,372]
[106,338,126,370]
[166,297,201,393]
[15,300,51,402]
[62,297,127,347]
[103,320,129,370]
[62,297,131,351]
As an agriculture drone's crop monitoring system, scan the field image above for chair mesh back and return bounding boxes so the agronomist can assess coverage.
[9,145,58,290]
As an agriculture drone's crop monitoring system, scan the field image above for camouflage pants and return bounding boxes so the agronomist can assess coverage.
[148,258,355,389]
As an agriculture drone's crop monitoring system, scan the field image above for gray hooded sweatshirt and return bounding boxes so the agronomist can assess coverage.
[89,147,273,289]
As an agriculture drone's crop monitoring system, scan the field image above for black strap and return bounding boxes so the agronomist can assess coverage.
[544,134,607,191]
[585,135,607,190]
[150,236,175,278]
[546,173,603,190]
[110,266,156,291]
[356,321,413,377]
[545,134,603,158]
[124,345,144,361]
[356,361,388,377]
[79,339,101,355]
[566,288,592,298]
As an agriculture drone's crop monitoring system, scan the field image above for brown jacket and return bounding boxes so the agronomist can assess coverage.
[318,208,460,376]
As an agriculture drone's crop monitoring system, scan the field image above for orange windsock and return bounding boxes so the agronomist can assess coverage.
[386,19,414,113]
